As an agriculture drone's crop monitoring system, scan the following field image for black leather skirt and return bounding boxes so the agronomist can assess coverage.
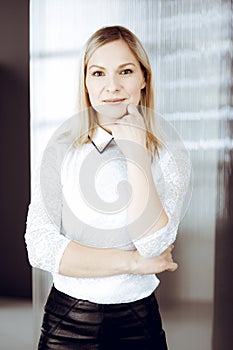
[38,286,167,350]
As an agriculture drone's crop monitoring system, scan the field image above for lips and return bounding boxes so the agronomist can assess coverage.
[102,98,126,103]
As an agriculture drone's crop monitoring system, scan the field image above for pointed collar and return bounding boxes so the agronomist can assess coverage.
[89,125,114,153]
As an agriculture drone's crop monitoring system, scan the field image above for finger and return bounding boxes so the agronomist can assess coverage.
[118,114,133,124]
[167,244,175,253]
[167,262,178,272]
[127,103,141,117]
[161,244,174,256]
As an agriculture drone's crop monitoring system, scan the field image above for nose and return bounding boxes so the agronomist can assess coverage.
[106,74,121,93]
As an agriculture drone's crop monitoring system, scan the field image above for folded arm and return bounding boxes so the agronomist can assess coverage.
[25,144,177,278]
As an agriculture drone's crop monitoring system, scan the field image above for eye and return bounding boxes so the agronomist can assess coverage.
[120,69,133,75]
[92,71,104,77]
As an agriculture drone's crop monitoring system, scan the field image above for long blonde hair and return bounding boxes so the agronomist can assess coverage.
[74,25,162,155]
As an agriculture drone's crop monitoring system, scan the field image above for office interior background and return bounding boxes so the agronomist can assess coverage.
[0,0,232,349]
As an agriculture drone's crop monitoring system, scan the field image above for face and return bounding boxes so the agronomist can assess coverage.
[85,39,146,127]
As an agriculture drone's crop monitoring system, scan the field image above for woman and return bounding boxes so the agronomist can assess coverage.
[25,26,191,349]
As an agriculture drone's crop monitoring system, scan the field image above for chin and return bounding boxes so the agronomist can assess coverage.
[95,103,127,120]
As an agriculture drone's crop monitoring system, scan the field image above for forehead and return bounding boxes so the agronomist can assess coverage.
[87,39,140,67]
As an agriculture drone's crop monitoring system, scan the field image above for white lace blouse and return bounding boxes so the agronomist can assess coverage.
[25,125,191,304]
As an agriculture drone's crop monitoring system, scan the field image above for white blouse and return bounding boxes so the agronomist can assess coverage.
[25,125,191,304]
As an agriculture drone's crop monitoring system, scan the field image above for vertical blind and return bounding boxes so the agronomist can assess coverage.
[30,0,233,348]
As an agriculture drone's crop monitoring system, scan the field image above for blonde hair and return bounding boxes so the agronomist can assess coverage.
[74,25,162,155]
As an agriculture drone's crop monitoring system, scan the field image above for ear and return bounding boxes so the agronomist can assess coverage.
[141,78,146,90]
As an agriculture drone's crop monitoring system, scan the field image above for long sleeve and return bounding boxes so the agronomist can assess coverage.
[24,143,71,273]
[133,149,192,258]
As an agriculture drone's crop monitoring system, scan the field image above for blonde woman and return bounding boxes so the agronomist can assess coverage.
[25,26,191,349]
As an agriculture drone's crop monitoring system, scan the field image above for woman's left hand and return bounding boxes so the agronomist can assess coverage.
[109,104,148,158]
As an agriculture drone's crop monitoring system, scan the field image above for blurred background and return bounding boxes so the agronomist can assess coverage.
[0,0,232,349]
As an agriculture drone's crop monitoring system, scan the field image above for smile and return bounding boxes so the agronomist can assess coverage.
[102,98,126,104]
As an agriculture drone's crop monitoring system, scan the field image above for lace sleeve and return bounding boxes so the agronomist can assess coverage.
[24,144,71,273]
[133,150,192,258]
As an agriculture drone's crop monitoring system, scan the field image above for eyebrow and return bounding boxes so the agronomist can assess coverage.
[88,62,136,70]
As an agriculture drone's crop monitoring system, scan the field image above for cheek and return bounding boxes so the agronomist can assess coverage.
[126,81,143,102]
[86,81,100,102]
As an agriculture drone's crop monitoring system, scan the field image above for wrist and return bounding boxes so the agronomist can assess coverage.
[126,149,151,169]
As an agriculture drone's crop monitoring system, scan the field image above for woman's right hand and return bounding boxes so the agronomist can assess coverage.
[131,244,178,275]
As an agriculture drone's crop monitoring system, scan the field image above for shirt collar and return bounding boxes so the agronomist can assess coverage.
[89,125,114,153]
